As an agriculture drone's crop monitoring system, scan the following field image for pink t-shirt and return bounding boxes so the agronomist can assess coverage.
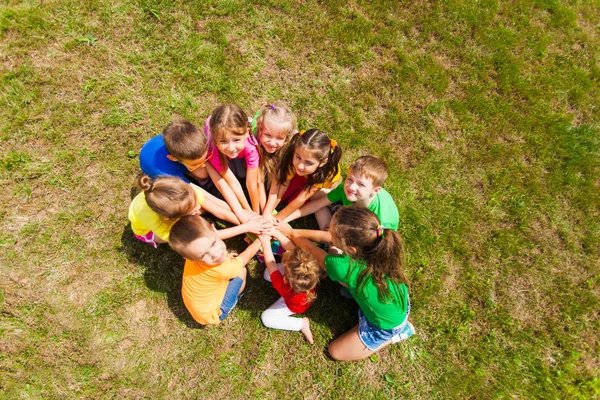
[204,116,260,174]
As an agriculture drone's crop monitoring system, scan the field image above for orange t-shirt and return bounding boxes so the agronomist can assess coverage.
[181,256,243,325]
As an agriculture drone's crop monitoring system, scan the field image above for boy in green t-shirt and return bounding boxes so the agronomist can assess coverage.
[282,155,399,231]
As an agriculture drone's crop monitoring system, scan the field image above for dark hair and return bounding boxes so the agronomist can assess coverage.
[209,104,250,172]
[162,119,207,160]
[138,175,196,219]
[330,206,408,302]
[168,215,214,258]
[276,129,342,190]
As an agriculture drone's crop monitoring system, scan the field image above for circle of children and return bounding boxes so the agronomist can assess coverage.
[128,102,415,361]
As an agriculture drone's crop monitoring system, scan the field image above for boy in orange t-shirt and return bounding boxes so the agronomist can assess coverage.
[169,215,265,325]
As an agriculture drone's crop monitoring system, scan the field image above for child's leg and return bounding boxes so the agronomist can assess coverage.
[261,298,314,344]
[219,267,247,321]
[261,297,302,331]
[328,324,378,361]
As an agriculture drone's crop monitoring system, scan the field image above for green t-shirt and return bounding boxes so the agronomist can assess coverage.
[327,185,400,230]
[325,254,409,330]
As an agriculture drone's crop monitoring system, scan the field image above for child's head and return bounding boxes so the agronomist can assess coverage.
[256,102,297,181]
[330,206,408,299]
[162,119,209,171]
[344,155,388,203]
[209,104,250,169]
[138,175,200,219]
[169,215,227,264]
[255,102,297,154]
[282,247,320,304]
[276,129,343,188]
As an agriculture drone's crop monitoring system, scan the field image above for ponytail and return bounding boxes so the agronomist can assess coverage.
[138,175,197,219]
[330,206,408,301]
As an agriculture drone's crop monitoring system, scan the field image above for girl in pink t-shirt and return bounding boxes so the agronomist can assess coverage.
[204,104,261,222]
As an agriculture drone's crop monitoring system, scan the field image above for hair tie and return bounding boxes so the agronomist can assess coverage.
[299,130,306,136]
[270,104,276,110]
[330,139,337,149]
[376,225,385,238]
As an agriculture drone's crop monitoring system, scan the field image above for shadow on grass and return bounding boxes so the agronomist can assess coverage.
[118,210,359,341]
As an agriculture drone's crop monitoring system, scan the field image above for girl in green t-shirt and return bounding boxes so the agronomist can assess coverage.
[280,206,415,361]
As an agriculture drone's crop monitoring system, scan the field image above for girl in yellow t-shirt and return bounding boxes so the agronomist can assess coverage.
[129,175,260,247]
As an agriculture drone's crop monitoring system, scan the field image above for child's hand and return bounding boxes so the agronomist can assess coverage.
[262,214,278,225]
[276,222,293,238]
[244,215,271,235]
[239,209,260,224]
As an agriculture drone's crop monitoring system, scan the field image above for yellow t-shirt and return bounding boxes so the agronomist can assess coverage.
[181,256,243,325]
[128,185,204,242]
[285,164,342,189]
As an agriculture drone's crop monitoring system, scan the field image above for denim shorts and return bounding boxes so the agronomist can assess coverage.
[219,277,244,321]
[358,307,410,351]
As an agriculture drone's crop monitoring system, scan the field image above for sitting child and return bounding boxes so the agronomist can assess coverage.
[139,118,210,185]
[128,175,254,247]
[262,129,343,225]
[283,155,399,230]
[169,215,265,325]
[258,230,320,344]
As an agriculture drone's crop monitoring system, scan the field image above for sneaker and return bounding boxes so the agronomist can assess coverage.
[391,322,415,343]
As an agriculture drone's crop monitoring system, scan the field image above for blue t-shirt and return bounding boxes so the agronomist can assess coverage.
[139,135,189,183]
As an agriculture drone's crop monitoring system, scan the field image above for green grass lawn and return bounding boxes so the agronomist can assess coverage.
[1,0,599,398]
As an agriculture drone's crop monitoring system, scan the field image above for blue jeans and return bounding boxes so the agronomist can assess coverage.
[357,306,411,351]
[219,277,244,321]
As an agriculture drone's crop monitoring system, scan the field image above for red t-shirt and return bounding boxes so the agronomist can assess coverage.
[270,270,315,314]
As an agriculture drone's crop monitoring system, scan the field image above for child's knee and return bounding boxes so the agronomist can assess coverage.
[260,309,275,328]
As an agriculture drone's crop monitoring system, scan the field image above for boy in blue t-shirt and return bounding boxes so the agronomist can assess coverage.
[283,155,399,230]
[139,119,210,184]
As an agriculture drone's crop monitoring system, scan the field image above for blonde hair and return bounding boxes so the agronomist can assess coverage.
[139,175,196,219]
[209,104,250,171]
[282,247,320,304]
[349,155,389,188]
[255,101,297,183]
[162,119,207,160]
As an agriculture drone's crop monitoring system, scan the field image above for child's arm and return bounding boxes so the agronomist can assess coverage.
[274,186,319,222]
[246,168,261,213]
[277,224,332,245]
[206,163,253,223]
[258,173,268,212]
[282,195,333,224]
[216,215,270,240]
[190,183,241,225]
[235,237,263,266]
[262,178,290,220]
[259,235,279,276]
[221,168,252,211]
[268,223,296,251]
[288,230,328,270]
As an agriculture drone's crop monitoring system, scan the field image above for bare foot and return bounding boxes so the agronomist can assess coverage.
[300,317,314,344]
